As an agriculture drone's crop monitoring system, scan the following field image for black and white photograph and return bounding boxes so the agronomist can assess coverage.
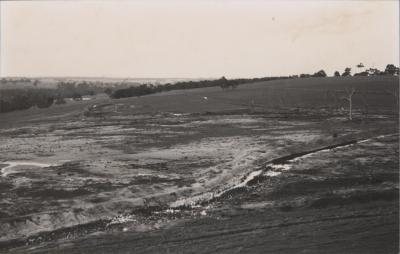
[0,1,399,253]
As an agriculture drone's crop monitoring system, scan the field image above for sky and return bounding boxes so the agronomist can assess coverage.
[0,0,398,79]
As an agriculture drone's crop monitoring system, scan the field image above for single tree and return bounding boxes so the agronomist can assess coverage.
[313,70,327,77]
[367,68,381,76]
[340,87,356,120]
[384,64,399,75]
[300,73,311,78]
[334,71,341,77]
[356,63,365,68]
[342,67,351,77]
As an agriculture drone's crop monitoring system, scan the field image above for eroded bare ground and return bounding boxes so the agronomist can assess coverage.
[0,108,398,253]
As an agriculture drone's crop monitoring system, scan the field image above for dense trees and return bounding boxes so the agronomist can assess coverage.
[110,84,155,98]
[109,76,291,99]
[0,89,55,113]
[0,80,105,113]
[299,70,327,78]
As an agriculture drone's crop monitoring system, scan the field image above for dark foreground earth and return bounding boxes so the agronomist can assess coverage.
[0,76,398,253]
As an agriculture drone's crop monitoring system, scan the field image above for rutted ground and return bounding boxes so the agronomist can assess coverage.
[0,76,398,252]
[0,113,318,241]
[5,122,398,254]
[0,106,398,251]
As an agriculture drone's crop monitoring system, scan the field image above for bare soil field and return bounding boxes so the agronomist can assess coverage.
[0,76,398,253]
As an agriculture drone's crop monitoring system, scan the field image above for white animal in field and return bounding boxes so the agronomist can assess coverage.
[203,96,208,100]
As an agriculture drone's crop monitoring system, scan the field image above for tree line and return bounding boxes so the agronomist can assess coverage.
[1,64,398,113]
[332,64,399,77]
[108,64,399,99]
[109,76,294,99]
